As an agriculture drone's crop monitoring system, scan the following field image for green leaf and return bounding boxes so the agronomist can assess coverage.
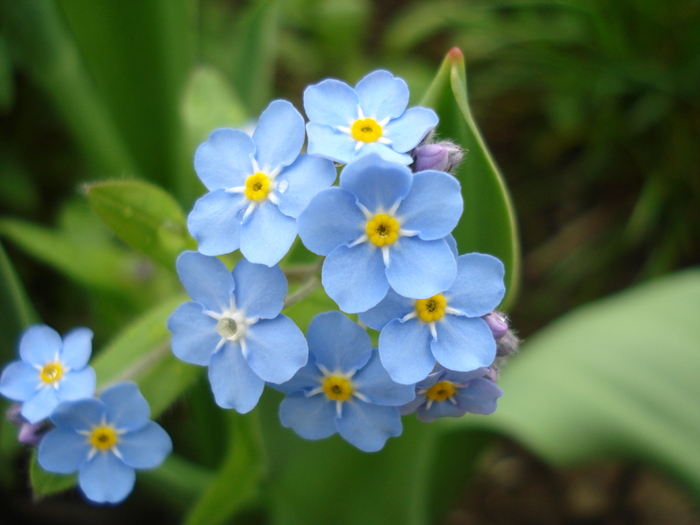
[232,0,282,114]
[92,293,200,418]
[29,449,78,499]
[184,412,265,525]
[0,240,39,354]
[421,48,521,309]
[443,268,700,500]
[85,180,196,271]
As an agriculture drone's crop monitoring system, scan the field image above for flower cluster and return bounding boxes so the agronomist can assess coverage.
[169,69,517,452]
[0,326,172,504]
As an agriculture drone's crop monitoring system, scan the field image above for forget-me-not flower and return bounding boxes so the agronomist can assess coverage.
[359,253,505,384]
[37,382,172,504]
[167,251,308,413]
[297,153,462,313]
[399,367,502,422]
[304,70,438,165]
[0,325,96,424]
[188,99,336,266]
[277,311,415,452]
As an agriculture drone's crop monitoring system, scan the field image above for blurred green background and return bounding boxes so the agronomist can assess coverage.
[1,0,699,523]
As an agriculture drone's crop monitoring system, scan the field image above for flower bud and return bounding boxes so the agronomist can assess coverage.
[412,141,464,173]
[5,404,50,445]
[496,330,520,357]
[482,311,508,340]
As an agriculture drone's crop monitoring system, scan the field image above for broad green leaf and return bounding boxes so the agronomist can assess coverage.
[29,450,77,498]
[0,240,39,354]
[421,48,520,309]
[85,180,196,270]
[185,412,265,525]
[232,0,281,114]
[443,268,700,500]
[182,65,248,151]
[92,293,200,418]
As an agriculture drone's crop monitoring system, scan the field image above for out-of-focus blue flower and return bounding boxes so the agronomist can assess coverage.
[297,154,462,313]
[167,251,308,413]
[359,253,505,384]
[304,70,438,165]
[277,311,415,452]
[399,367,502,422]
[37,382,171,504]
[0,325,96,424]
[188,99,336,266]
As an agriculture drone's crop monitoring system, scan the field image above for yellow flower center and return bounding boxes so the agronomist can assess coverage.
[40,362,64,385]
[90,426,119,451]
[366,214,400,246]
[245,172,271,201]
[322,376,353,402]
[351,118,383,143]
[415,294,447,322]
[426,381,456,402]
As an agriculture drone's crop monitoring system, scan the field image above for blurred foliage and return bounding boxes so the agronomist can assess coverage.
[0,0,699,523]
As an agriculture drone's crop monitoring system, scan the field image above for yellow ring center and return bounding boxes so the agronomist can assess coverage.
[245,172,271,201]
[351,118,383,143]
[40,362,64,385]
[415,294,447,322]
[426,381,456,402]
[366,214,400,246]
[322,376,353,402]
[90,426,119,451]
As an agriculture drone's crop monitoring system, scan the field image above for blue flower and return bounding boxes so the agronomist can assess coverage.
[304,70,438,165]
[359,253,506,384]
[188,99,337,266]
[277,311,415,452]
[297,153,462,313]
[0,325,96,424]
[167,251,308,413]
[37,382,172,504]
[399,367,502,422]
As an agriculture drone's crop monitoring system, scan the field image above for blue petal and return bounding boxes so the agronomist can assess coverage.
[275,154,337,219]
[38,428,89,474]
[279,392,338,440]
[50,398,105,431]
[337,401,402,452]
[58,368,96,401]
[101,382,151,431]
[352,142,413,165]
[355,70,409,122]
[245,315,308,384]
[378,318,435,384]
[208,342,265,413]
[385,237,457,299]
[442,367,490,384]
[306,123,358,164]
[232,259,287,319]
[383,107,438,152]
[398,395,425,416]
[358,289,413,331]
[272,361,324,394]
[447,253,506,317]
[432,317,496,372]
[240,200,297,266]
[297,187,365,256]
[21,386,60,423]
[303,78,359,127]
[417,397,468,422]
[188,189,247,256]
[306,311,372,373]
[453,378,502,415]
[445,234,458,258]
[322,243,389,314]
[352,351,415,405]
[194,128,255,191]
[167,302,220,366]
[175,251,235,311]
[252,100,304,171]
[19,325,62,366]
[117,422,172,469]
[79,452,135,504]
[0,361,39,401]
[60,327,93,369]
[339,154,412,213]
[397,170,463,240]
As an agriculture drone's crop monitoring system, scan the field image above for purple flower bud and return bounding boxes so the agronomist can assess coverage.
[412,141,464,173]
[496,330,520,357]
[483,311,509,340]
[6,403,50,445]
[484,365,499,383]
